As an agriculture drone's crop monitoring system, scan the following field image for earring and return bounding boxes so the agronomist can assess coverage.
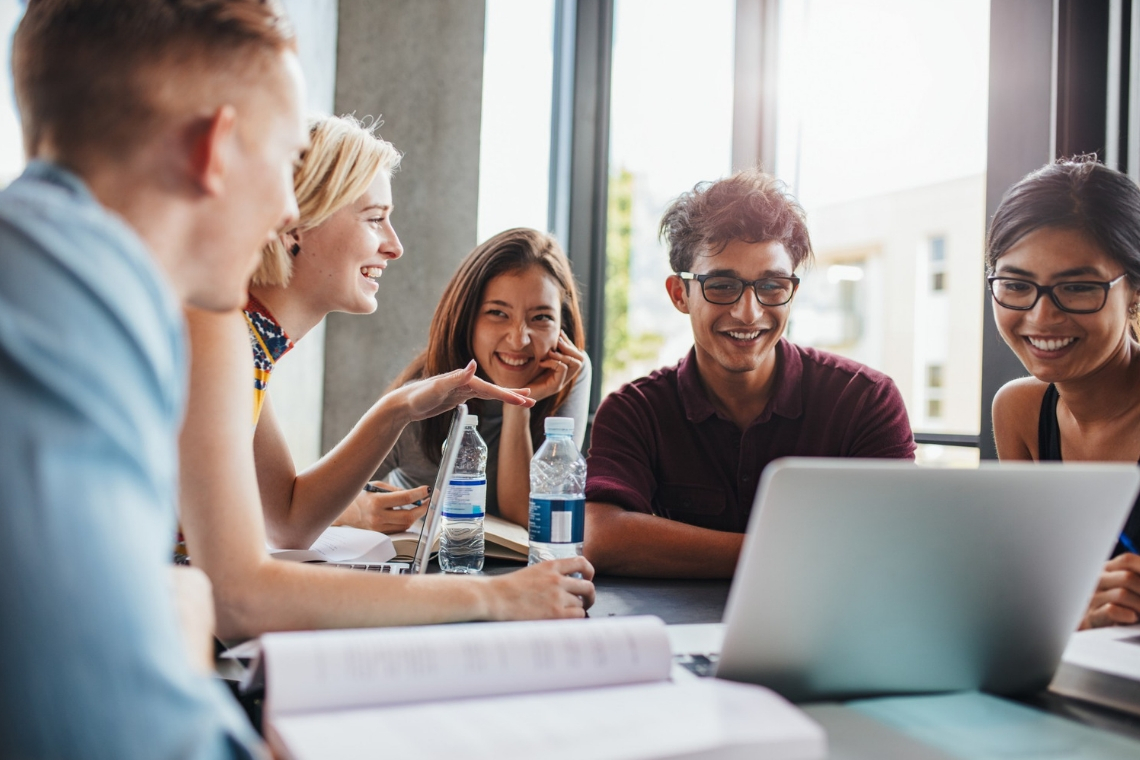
[290,242,301,257]
[1130,302,1139,319]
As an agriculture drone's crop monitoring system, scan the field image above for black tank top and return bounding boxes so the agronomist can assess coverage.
[1038,383,1140,556]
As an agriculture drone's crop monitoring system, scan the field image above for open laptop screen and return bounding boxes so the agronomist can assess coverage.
[410,404,467,575]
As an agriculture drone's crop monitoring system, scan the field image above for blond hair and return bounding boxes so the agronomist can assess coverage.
[253,114,402,286]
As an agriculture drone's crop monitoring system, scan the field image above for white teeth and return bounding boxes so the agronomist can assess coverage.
[726,330,762,340]
[497,354,529,367]
[1027,336,1076,352]
[361,266,383,280]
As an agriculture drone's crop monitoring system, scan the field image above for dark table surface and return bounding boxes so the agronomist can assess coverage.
[480,557,1140,746]
[478,557,731,624]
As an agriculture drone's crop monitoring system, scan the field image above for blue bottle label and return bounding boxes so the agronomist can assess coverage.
[528,496,585,543]
[442,476,486,518]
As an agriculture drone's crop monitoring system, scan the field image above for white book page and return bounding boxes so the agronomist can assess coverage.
[269,680,827,760]
[268,526,395,563]
[1061,624,1140,678]
[264,615,672,715]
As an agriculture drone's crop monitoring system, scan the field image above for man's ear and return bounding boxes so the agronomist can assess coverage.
[188,105,237,197]
[665,274,691,315]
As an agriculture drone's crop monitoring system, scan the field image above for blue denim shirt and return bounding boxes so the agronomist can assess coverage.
[0,161,263,758]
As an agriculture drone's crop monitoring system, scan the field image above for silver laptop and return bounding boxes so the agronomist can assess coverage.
[317,404,467,575]
[714,458,1140,701]
[408,403,467,574]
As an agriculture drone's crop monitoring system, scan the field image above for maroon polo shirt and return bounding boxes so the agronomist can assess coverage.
[586,339,916,533]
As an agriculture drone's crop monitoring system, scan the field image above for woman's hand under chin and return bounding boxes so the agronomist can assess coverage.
[525,332,586,403]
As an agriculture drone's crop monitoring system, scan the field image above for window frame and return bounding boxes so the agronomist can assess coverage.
[547,0,1133,455]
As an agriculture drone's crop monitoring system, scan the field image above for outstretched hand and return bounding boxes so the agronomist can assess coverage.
[396,360,534,423]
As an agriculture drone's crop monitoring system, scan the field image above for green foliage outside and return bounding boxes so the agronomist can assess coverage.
[604,169,666,386]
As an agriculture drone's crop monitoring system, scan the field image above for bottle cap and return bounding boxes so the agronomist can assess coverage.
[544,417,574,436]
[464,414,479,428]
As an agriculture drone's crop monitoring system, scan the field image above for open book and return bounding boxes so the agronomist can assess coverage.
[233,615,826,760]
[390,513,529,562]
[268,526,396,565]
[1050,624,1140,716]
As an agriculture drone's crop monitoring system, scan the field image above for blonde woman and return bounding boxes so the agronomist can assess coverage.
[179,115,594,639]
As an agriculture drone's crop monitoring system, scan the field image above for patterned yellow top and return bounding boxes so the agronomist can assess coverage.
[243,294,294,425]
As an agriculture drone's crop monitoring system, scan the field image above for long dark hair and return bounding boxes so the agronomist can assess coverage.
[394,228,586,464]
[987,156,1140,289]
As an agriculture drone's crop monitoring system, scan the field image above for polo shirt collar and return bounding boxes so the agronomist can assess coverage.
[677,338,805,425]
[23,160,97,205]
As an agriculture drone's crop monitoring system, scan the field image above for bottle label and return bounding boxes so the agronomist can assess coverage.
[528,496,585,543]
[442,476,486,518]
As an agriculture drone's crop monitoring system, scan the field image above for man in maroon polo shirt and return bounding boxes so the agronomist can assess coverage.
[584,170,915,578]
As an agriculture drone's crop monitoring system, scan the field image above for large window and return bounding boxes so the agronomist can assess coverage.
[774,0,990,465]
[476,0,556,243]
[521,0,1120,466]
[601,0,736,395]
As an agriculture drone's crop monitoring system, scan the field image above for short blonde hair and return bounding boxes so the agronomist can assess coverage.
[253,114,402,286]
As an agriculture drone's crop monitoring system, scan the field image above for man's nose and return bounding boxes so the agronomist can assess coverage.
[280,191,300,234]
[731,285,764,321]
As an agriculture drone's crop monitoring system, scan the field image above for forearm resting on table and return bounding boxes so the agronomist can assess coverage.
[495,403,535,527]
[203,552,500,639]
[584,501,744,579]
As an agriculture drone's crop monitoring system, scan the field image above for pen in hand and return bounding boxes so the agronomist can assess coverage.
[363,482,426,508]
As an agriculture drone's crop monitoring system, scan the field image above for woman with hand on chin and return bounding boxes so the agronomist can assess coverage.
[990,156,1140,629]
[179,115,593,639]
[373,228,590,529]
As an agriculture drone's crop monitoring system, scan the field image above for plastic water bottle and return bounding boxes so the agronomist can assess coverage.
[528,417,586,566]
[440,414,487,573]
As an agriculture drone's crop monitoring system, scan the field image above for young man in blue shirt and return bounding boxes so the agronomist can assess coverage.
[0,1,308,757]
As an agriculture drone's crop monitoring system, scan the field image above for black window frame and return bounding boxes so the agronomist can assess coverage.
[546,0,1137,456]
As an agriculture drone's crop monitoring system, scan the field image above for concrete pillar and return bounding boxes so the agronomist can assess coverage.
[322,0,486,452]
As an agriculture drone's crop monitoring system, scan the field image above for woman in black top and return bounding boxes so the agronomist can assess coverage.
[990,156,1140,629]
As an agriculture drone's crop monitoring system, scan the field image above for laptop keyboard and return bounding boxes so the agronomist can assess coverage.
[673,652,719,677]
[323,562,411,574]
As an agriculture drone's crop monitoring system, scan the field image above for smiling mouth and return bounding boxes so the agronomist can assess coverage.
[1026,336,1077,352]
[723,328,765,341]
[361,266,384,281]
[495,352,533,368]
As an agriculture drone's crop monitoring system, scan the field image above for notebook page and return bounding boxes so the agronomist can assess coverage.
[268,680,827,760]
[264,615,672,715]
[268,526,396,563]
[305,526,396,562]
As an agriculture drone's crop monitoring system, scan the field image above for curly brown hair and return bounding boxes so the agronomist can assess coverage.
[659,169,813,273]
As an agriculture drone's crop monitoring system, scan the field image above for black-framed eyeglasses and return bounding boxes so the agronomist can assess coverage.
[986,274,1127,314]
[676,272,801,306]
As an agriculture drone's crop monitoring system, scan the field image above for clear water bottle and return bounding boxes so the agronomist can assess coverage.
[528,417,586,566]
[440,414,487,573]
